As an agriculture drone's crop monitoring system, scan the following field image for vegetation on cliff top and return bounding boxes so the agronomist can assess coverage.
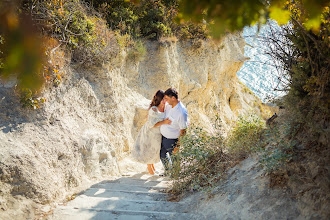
[0,0,209,106]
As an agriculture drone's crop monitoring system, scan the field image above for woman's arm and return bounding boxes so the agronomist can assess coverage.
[153,118,172,128]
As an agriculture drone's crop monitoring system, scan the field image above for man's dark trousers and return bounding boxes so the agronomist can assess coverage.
[160,136,178,171]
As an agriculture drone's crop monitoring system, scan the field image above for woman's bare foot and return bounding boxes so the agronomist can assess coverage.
[147,164,155,175]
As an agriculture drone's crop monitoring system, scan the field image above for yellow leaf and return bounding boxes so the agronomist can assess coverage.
[304,16,322,32]
[6,12,19,30]
[269,5,291,25]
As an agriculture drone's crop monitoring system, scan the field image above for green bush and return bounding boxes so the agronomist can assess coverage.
[225,114,266,158]
[259,116,299,171]
[25,0,114,65]
[28,0,93,48]
[90,0,139,37]
[170,124,226,194]
[263,7,329,144]
[137,0,176,39]
[86,0,209,41]
[175,22,209,40]
[127,40,146,62]
[19,88,46,109]
[169,114,267,195]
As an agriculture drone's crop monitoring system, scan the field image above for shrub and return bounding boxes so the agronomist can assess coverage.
[127,40,146,62]
[90,0,139,37]
[175,21,209,40]
[225,114,266,158]
[259,115,299,172]
[169,123,227,194]
[87,0,208,41]
[71,16,117,66]
[137,0,177,40]
[19,88,46,109]
[4,0,119,109]
[169,114,267,195]
[261,7,330,144]
[26,0,115,66]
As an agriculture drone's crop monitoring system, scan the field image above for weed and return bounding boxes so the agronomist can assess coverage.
[19,88,46,109]
[169,116,231,194]
[225,114,266,158]
[127,40,146,62]
[259,116,300,172]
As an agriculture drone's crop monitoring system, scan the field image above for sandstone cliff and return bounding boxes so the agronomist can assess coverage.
[0,34,273,219]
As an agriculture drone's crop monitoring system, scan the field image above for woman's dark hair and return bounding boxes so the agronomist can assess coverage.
[164,88,178,99]
[149,90,165,108]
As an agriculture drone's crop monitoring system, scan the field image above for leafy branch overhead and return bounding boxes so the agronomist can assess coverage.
[176,0,329,36]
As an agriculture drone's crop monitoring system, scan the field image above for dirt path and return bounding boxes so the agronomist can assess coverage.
[49,173,198,220]
[49,157,199,220]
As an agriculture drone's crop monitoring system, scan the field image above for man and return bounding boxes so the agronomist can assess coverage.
[160,88,188,172]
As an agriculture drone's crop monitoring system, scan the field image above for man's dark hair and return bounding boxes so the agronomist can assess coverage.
[164,88,178,99]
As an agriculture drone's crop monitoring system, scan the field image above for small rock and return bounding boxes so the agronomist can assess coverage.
[41,205,51,213]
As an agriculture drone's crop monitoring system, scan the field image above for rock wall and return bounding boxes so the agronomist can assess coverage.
[0,34,274,219]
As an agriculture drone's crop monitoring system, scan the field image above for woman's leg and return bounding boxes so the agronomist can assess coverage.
[147,164,154,175]
[151,164,155,172]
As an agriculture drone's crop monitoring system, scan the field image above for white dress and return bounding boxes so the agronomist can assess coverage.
[132,106,165,164]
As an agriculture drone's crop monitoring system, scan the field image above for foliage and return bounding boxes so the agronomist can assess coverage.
[88,0,209,40]
[115,32,134,51]
[169,111,310,195]
[260,6,329,140]
[175,21,210,40]
[169,116,229,194]
[0,0,118,108]
[43,37,68,87]
[177,0,328,37]
[0,3,45,91]
[225,114,266,158]
[127,40,146,61]
[19,88,46,109]
[89,0,139,37]
[259,119,299,171]
[89,0,180,40]
[169,113,297,194]
[27,0,93,48]
[169,115,267,194]
[26,0,115,65]
[137,0,177,39]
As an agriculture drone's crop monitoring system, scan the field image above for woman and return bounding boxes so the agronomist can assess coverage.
[132,90,171,175]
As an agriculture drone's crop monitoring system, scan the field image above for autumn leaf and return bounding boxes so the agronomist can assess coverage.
[304,15,322,32]
[269,5,291,25]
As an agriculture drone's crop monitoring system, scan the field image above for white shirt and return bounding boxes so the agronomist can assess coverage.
[160,101,188,139]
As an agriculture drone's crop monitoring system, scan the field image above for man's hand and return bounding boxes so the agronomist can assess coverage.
[153,118,172,128]
[173,146,179,154]
[180,129,186,136]
[163,118,172,125]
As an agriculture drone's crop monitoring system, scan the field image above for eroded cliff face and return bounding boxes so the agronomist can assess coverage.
[0,34,273,218]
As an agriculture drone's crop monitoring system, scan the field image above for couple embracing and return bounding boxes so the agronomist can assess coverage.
[132,88,188,175]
